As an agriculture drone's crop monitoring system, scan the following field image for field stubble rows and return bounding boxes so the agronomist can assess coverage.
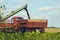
[45,28,60,33]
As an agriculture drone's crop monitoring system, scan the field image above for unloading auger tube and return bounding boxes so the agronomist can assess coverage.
[2,4,30,21]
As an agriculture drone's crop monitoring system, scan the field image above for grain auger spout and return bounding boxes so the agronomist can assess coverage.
[2,4,30,21]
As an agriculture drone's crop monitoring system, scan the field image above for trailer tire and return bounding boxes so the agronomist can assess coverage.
[40,28,44,33]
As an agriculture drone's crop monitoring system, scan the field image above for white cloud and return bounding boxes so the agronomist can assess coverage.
[37,5,60,19]
[37,6,52,12]
[0,0,4,3]
[37,5,60,12]
[33,15,49,19]
[40,14,48,19]
[33,16,40,19]
[55,5,60,12]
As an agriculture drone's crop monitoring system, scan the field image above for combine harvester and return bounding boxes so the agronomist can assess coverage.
[0,4,47,33]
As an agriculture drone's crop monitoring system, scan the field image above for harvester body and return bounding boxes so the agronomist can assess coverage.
[0,4,47,32]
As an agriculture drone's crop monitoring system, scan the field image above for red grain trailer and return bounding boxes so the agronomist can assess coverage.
[18,19,47,32]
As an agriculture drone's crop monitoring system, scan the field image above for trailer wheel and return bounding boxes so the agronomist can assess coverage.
[40,28,44,33]
[31,28,36,32]
[27,29,32,32]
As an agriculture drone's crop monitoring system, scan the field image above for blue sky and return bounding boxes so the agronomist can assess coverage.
[0,0,60,27]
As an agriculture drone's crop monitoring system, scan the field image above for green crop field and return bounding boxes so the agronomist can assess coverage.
[0,31,60,40]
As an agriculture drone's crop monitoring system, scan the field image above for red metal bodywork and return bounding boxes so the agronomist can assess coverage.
[0,17,47,30]
[18,19,47,28]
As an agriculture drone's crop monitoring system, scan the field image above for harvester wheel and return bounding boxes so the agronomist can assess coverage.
[0,28,4,32]
[4,28,15,33]
[27,29,32,32]
[20,27,26,33]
